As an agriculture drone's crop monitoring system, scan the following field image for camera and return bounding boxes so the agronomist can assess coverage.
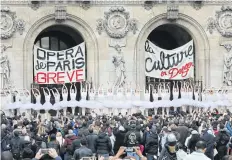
[41,149,49,154]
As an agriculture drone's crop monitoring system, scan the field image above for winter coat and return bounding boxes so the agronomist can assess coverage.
[95,132,112,154]
[72,137,82,152]
[185,151,211,160]
[145,132,159,155]
[113,128,126,153]
[175,125,189,146]
[124,129,142,147]
[158,144,177,160]
[78,127,89,137]
[73,146,93,160]
[47,140,60,155]
[64,133,77,154]
[86,133,98,153]
[216,130,230,158]
[188,134,200,153]
[201,131,215,160]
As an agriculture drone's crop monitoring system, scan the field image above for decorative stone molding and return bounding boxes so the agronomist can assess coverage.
[167,2,179,20]
[96,7,138,39]
[221,43,232,52]
[143,1,155,10]
[54,6,67,23]
[16,19,25,35]
[207,17,215,34]
[29,1,41,10]
[1,7,16,39]
[80,1,91,10]
[190,1,204,10]
[207,6,232,37]
[1,7,26,39]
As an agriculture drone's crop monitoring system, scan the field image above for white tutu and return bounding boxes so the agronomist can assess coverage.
[34,102,43,111]
[42,102,53,110]
[8,102,22,109]
[59,100,69,108]
[52,103,61,111]
[68,100,80,108]
[22,102,34,110]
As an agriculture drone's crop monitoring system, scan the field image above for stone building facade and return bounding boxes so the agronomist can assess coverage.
[1,0,232,109]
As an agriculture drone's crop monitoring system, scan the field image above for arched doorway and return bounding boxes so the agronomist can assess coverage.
[33,25,84,115]
[146,23,195,93]
[135,14,210,99]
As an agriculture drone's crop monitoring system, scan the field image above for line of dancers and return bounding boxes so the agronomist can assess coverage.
[2,81,231,119]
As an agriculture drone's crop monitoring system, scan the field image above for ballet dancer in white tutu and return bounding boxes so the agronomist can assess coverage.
[32,88,42,118]
[11,90,23,116]
[50,87,61,117]
[3,89,14,117]
[80,82,88,115]
[22,89,33,118]
[60,84,69,116]
[42,87,52,119]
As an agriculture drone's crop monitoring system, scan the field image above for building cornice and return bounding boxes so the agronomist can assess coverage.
[1,0,232,6]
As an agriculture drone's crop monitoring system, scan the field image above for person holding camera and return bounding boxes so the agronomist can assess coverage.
[32,148,62,160]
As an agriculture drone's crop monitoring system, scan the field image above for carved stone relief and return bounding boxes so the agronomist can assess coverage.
[112,46,126,88]
[190,1,204,10]
[143,1,156,10]
[16,19,25,35]
[55,6,67,23]
[221,43,232,52]
[1,7,25,39]
[29,1,41,10]
[207,6,232,37]
[0,45,12,90]
[167,2,179,20]
[79,1,91,10]
[96,7,137,39]
[223,52,232,86]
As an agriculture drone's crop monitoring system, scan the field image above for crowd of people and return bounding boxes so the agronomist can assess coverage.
[1,107,232,160]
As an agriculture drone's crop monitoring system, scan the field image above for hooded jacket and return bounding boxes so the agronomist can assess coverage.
[64,133,77,154]
[95,132,112,154]
[124,128,142,147]
[145,130,159,155]
[86,133,98,153]
[113,127,127,153]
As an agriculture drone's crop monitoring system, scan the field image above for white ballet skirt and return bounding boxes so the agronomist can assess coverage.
[22,96,34,110]
[59,94,69,108]
[42,96,52,110]
[9,96,22,109]
[52,95,61,110]
[4,94,14,110]
[68,93,79,108]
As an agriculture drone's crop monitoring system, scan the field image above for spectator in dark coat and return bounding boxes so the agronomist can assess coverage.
[86,128,98,153]
[21,148,34,160]
[175,119,189,147]
[78,122,89,138]
[1,151,13,160]
[216,124,230,160]
[47,134,60,155]
[95,129,112,156]
[113,126,127,154]
[73,139,93,160]
[188,130,201,153]
[145,127,159,160]
[201,128,216,160]
[63,130,77,160]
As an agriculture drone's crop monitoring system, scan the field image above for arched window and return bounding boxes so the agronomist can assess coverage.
[33,25,84,105]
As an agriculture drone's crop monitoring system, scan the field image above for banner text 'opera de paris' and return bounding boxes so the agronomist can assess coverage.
[145,40,194,80]
[33,42,85,84]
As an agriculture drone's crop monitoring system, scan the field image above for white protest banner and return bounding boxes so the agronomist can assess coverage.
[33,42,85,84]
[145,40,194,80]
